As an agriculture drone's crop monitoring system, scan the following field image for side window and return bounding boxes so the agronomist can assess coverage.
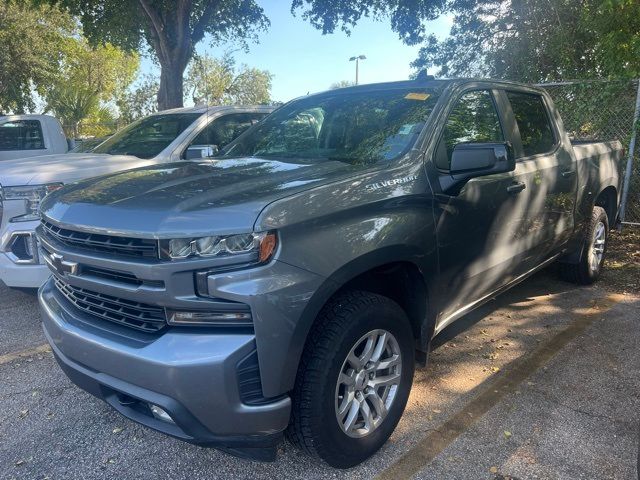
[506,92,555,157]
[436,90,503,170]
[191,113,264,150]
[0,120,45,151]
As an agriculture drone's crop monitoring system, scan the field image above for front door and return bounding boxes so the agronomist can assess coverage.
[430,88,548,330]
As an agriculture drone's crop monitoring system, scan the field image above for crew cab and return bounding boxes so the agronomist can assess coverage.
[36,78,623,467]
[0,106,271,288]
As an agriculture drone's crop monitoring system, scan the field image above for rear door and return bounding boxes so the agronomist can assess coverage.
[502,89,576,262]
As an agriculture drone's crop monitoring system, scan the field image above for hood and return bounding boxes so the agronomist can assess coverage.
[0,153,154,186]
[40,157,355,237]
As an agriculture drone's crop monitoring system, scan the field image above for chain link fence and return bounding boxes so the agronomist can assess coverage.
[537,79,640,226]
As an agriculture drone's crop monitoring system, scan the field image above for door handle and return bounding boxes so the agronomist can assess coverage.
[561,170,576,178]
[506,181,526,194]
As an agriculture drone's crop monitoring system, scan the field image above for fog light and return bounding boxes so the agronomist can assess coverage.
[149,404,175,424]
[5,232,39,264]
[166,310,252,327]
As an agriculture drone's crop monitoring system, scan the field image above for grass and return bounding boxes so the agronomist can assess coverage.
[602,227,640,294]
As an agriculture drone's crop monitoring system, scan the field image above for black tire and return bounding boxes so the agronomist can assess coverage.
[287,290,415,468]
[559,206,609,285]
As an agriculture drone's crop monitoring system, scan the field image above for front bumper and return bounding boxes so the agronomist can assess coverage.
[0,251,50,287]
[39,280,291,460]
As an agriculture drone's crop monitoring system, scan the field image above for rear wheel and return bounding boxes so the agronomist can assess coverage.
[559,206,609,285]
[287,291,415,468]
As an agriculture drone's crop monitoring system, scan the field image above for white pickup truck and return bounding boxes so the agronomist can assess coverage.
[0,114,70,161]
[0,105,272,288]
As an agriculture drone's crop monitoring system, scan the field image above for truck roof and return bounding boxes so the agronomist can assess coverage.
[309,77,546,97]
[154,105,274,115]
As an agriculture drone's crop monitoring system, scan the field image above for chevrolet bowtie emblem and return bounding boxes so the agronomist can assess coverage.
[46,252,78,276]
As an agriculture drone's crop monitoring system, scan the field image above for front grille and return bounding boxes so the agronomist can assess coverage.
[54,278,166,333]
[81,266,143,287]
[42,221,158,259]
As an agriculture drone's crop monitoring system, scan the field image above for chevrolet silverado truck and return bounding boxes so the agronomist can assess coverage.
[36,78,624,467]
[0,106,271,288]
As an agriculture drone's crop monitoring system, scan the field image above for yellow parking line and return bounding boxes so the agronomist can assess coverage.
[0,343,51,366]
[376,293,626,480]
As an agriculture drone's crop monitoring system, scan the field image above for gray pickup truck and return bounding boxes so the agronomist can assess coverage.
[36,78,624,467]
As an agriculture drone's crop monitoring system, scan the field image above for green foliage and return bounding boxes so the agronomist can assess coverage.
[291,0,447,45]
[39,0,270,109]
[116,74,160,124]
[44,38,138,137]
[79,105,118,137]
[0,1,74,113]
[414,0,640,82]
[185,54,272,106]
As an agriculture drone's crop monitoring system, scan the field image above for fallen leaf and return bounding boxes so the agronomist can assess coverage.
[432,409,442,414]
[504,430,512,438]
[490,466,498,474]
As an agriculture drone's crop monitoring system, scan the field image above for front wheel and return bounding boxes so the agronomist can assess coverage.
[287,291,415,468]
[559,206,609,285]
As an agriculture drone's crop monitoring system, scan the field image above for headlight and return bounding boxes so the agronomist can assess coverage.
[1,183,64,222]
[160,231,277,263]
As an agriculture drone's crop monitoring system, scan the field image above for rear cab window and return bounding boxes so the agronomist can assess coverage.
[0,120,45,151]
[506,91,556,158]
[435,90,504,170]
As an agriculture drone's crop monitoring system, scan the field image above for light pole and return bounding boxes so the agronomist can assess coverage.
[349,55,366,85]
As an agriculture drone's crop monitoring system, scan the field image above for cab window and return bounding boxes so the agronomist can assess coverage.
[506,91,556,157]
[0,120,45,150]
[436,90,503,170]
[190,113,265,151]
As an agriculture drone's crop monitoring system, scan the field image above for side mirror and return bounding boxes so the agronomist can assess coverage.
[440,142,515,194]
[185,145,219,160]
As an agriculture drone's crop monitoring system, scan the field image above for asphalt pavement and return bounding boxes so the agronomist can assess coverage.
[0,270,638,480]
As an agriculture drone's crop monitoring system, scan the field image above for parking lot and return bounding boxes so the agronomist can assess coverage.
[1,233,639,480]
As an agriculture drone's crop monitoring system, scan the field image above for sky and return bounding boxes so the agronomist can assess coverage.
[140,2,452,104]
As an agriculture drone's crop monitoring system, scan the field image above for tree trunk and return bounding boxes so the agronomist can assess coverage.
[157,63,186,110]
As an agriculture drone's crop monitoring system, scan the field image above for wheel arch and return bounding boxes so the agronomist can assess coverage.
[594,185,618,228]
[281,247,436,394]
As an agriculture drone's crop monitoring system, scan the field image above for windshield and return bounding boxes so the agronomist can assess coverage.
[93,113,201,159]
[221,88,440,165]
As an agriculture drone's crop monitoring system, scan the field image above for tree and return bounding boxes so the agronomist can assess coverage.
[329,80,356,89]
[44,39,138,137]
[185,54,272,105]
[0,1,73,113]
[40,0,269,110]
[413,0,640,82]
[291,0,448,46]
[80,105,118,137]
[116,74,160,124]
